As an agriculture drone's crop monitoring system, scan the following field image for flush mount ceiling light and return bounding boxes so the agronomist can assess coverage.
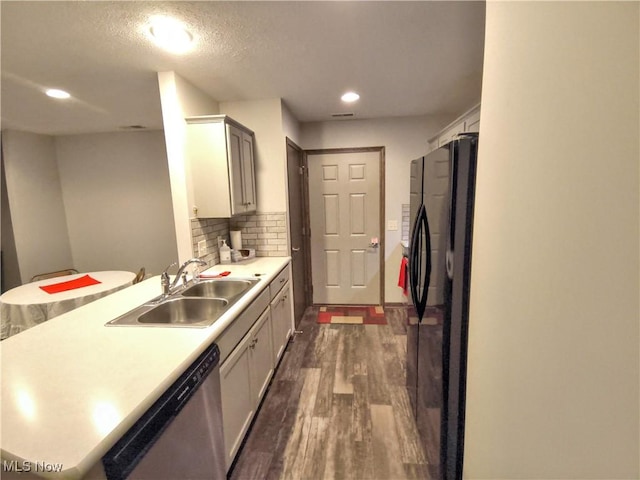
[147,16,194,54]
[45,88,71,99]
[341,91,360,103]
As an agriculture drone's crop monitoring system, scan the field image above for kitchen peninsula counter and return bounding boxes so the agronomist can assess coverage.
[0,257,290,479]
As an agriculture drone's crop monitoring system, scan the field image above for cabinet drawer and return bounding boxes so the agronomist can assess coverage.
[217,287,270,364]
[269,266,290,300]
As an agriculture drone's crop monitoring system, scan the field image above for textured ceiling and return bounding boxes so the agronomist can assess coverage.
[1,1,485,135]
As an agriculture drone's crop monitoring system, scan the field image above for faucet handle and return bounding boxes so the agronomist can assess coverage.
[160,262,177,296]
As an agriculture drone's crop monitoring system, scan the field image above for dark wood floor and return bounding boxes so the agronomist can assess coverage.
[228,306,439,480]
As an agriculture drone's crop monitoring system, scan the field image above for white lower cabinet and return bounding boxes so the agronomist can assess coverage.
[219,263,295,472]
[220,307,273,471]
[249,307,275,404]
[270,283,292,362]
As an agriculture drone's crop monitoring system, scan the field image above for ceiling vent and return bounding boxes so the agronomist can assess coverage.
[331,113,354,118]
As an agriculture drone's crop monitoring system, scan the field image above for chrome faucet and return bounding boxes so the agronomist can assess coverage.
[160,258,207,297]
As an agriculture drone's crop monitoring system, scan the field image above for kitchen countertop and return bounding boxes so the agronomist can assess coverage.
[0,257,290,479]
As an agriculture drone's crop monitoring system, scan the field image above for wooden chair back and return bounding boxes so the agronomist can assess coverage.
[31,269,79,282]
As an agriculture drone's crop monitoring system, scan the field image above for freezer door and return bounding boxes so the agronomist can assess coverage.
[422,145,451,306]
[409,157,424,232]
[408,157,426,317]
[441,134,478,480]
[409,203,431,320]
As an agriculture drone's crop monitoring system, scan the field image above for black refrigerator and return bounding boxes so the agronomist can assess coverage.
[406,133,478,480]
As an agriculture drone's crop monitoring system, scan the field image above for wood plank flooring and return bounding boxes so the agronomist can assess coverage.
[228,306,439,480]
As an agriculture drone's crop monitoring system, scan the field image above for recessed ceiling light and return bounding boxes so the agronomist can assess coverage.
[147,16,194,54]
[341,92,360,103]
[45,88,71,99]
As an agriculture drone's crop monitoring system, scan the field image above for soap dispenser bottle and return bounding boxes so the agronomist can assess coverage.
[220,239,231,264]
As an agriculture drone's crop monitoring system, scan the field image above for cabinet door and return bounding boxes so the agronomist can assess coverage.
[279,285,292,352]
[227,124,246,216]
[241,131,256,212]
[439,123,464,147]
[271,284,292,362]
[464,109,480,133]
[249,308,274,404]
[219,334,254,470]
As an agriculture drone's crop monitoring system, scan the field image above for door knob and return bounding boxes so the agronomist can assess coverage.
[292,247,300,252]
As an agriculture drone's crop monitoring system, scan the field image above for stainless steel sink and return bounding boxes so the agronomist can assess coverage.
[181,279,258,300]
[137,298,229,326]
[107,297,230,328]
[106,277,259,328]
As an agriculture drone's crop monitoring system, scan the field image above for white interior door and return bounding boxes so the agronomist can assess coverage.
[308,150,381,305]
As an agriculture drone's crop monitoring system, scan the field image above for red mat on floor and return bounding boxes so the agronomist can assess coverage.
[316,306,387,325]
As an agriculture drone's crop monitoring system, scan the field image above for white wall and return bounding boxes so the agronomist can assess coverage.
[2,130,73,282]
[282,101,301,146]
[157,75,294,261]
[220,98,288,212]
[55,130,178,276]
[157,71,220,263]
[1,151,22,291]
[300,115,446,303]
[464,2,639,478]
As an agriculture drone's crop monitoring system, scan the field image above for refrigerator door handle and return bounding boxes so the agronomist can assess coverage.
[409,203,431,321]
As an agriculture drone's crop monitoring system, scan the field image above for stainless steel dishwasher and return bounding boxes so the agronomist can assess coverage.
[102,343,226,480]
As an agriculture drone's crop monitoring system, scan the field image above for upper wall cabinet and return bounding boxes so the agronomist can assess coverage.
[185,115,257,218]
[428,104,480,152]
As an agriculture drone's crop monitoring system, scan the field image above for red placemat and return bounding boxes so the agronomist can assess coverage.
[39,274,101,294]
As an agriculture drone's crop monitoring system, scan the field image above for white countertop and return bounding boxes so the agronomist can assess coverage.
[0,257,290,479]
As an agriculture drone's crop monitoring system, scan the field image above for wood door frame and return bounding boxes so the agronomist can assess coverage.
[304,146,386,305]
[286,138,313,308]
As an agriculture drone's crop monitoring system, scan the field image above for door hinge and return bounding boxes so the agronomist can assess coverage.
[299,166,305,175]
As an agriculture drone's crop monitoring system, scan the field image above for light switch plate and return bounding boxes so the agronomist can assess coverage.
[198,240,207,256]
[388,220,398,231]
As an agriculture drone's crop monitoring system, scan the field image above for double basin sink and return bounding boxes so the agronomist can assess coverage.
[106,278,260,328]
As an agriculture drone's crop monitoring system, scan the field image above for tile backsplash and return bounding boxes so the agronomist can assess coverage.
[402,203,410,243]
[190,212,288,269]
[191,218,230,267]
[230,212,288,257]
